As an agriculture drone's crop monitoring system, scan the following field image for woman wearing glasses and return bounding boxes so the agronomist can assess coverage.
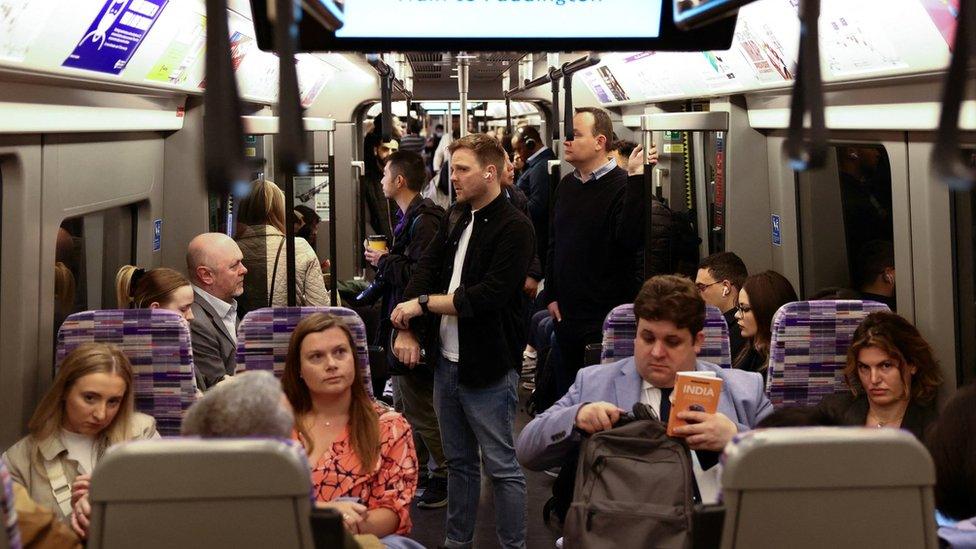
[733,270,798,380]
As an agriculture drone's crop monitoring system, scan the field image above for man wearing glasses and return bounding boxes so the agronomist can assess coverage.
[695,252,748,359]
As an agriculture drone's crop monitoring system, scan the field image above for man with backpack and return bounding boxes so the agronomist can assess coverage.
[362,150,448,509]
[516,275,772,536]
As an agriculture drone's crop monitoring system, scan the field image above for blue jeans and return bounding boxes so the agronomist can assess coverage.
[435,357,527,549]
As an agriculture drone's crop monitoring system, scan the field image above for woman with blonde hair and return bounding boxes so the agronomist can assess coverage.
[115,265,194,321]
[2,343,158,536]
[236,179,329,316]
[282,313,418,545]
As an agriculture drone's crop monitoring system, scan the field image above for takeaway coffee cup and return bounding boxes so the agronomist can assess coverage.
[366,235,388,252]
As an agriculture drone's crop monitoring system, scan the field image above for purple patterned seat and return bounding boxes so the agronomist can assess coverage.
[55,309,196,437]
[766,300,891,408]
[236,307,373,397]
[1,459,22,549]
[600,303,732,368]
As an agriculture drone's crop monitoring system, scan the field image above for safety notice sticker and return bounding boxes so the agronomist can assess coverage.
[63,0,168,75]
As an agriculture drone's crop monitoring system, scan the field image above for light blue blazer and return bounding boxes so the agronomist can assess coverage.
[516,358,773,471]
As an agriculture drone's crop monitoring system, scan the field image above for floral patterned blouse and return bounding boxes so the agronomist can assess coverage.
[294,403,418,535]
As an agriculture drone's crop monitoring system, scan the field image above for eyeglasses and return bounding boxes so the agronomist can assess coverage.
[736,304,753,315]
[696,281,721,293]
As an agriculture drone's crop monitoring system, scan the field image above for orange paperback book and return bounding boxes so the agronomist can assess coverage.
[666,371,723,437]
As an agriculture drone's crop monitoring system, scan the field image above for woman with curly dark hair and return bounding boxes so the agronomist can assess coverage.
[816,311,943,439]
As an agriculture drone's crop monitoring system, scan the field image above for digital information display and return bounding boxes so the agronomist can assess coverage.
[333,0,662,39]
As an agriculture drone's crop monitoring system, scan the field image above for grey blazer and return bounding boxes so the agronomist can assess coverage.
[189,294,237,390]
[516,358,774,471]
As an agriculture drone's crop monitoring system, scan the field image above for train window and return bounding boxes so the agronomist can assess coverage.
[796,145,895,306]
[53,208,135,340]
[952,148,976,385]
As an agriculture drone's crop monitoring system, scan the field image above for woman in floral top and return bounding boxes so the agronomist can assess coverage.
[283,313,417,538]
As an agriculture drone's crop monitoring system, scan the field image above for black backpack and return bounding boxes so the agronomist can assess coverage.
[563,403,695,549]
[665,205,701,278]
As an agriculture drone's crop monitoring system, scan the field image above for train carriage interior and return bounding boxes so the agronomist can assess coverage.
[1,0,975,547]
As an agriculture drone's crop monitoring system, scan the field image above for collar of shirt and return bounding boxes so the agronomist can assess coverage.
[526,146,550,164]
[572,158,617,183]
[193,285,237,320]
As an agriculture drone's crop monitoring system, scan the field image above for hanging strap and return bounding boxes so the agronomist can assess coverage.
[43,458,73,517]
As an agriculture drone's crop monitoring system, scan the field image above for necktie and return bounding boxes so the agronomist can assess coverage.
[659,387,673,423]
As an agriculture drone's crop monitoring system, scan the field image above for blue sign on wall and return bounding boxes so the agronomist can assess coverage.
[771,214,782,246]
[153,219,162,252]
[63,0,168,75]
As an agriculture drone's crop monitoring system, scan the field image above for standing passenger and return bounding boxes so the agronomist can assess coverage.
[186,233,248,390]
[853,240,897,311]
[512,126,555,271]
[695,252,749,359]
[235,179,330,317]
[391,134,535,549]
[733,270,798,379]
[363,150,448,510]
[546,108,653,398]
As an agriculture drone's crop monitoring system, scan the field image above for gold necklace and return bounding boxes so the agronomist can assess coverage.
[869,411,904,428]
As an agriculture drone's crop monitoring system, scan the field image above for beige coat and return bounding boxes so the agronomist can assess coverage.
[236,225,329,311]
[1,412,158,520]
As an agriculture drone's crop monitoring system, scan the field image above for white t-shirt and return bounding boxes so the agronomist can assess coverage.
[61,429,97,475]
[439,210,476,361]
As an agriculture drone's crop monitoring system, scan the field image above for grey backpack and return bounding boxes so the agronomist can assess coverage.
[563,407,695,549]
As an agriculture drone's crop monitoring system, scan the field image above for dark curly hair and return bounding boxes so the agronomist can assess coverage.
[633,275,705,336]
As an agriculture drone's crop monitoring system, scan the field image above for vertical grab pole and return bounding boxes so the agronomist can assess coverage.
[274,0,308,306]
[458,55,470,138]
[327,127,338,305]
[548,67,561,215]
[641,120,656,280]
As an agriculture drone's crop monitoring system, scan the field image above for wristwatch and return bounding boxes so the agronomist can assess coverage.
[418,294,430,314]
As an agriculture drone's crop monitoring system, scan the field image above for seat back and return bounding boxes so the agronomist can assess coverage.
[720,427,938,549]
[236,307,373,397]
[766,300,890,407]
[600,304,732,368]
[56,309,196,437]
[0,461,21,549]
[86,439,314,549]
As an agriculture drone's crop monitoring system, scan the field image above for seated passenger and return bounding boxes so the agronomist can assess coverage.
[517,275,773,506]
[282,313,417,541]
[186,233,248,390]
[926,384,976,547]
[2,343,158,539]
[853,239,896,310]
[115,265,194,321]
[733,270,798,379]
[235,179,330,317]
[816,311,941,439]
[695,252,749,359]
[181,371,294,438]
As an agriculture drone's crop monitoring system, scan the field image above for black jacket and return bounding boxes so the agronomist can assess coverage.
[377,195,445,314]
[815,392,938,440]
[404,193,536,387]
[516,147,557,269]
[505,185,544,281]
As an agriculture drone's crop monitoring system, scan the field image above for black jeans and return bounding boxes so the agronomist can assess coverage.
[553,317,604,398]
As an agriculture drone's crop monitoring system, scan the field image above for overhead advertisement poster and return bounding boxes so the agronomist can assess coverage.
[0,0,58,63]
[63,0,169,75]
[919,0,960,50]
[146,9,206,86]
[820,1,906,77]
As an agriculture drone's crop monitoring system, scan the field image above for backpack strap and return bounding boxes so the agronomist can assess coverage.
[43,458,73,517]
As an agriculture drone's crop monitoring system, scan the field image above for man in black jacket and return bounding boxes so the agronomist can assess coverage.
[512,126,556,271]
[546,107,665,399]
[391,134,534,549]
[363,150,447,509]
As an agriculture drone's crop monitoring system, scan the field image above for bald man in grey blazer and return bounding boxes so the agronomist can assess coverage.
[186,233,248,390]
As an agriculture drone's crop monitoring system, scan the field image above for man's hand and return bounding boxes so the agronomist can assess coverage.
[315,500,368,534]
[523,277,540,299]
[391,299,423,330]
[393,330,422,367]
[70,494,91,539]
[575,402,626,434]
[626,144,660,176]
[363,247,388,268]
[547,301,562,322]
[672,411,738,452]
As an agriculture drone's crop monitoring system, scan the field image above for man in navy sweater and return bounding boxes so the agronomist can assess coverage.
[512,126,556,271]
[546,107,660,399]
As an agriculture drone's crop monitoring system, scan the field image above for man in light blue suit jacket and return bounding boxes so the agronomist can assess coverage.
[517,275,773,477]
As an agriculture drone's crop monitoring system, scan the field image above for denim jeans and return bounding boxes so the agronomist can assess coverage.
[435,357,527,549]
